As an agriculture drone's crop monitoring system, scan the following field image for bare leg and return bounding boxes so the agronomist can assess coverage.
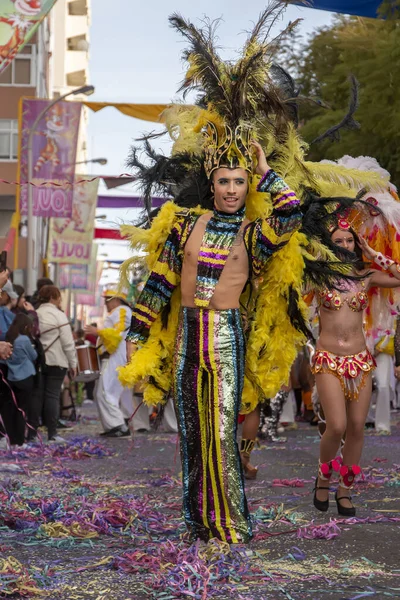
[315,373,347,502]
[240,406,260,479]
[338,375,372,507]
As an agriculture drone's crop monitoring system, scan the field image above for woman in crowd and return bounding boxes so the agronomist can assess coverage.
[312,220,400,516]
[5,313,37,446]
[0,280,17,340]
[11,283,43,440]
[12,284,40,338]
[36,285,77,443]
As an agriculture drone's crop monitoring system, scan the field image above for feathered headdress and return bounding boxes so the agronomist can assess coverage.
[321,155,400,332]
[129,5,388,219]
[119,5,398,410]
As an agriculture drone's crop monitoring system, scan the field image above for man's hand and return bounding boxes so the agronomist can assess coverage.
[0,342,12,360]
[251,140,270,177]
[0,270,8,290]
[84,325,98,337]
[68,366,78,380]
[126,341,137,363]
[395,365,400,380]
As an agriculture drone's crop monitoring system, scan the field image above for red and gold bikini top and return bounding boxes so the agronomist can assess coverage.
[318,281,368,312]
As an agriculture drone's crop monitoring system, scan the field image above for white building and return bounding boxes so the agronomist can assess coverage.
[51,0,91,162]
[0,0,92,288]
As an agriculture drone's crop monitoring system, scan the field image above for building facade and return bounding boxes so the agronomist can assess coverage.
[0,0,91,288]
[51,0,91,163]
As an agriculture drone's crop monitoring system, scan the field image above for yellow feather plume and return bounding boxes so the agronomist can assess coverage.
[241,232,308,413]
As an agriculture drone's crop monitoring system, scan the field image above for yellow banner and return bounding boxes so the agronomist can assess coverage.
[82,102,170,123]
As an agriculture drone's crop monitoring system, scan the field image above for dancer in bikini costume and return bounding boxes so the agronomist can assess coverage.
[312,217,400,516]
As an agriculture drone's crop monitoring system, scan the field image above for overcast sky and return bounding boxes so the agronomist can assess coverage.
[87,1,334,276]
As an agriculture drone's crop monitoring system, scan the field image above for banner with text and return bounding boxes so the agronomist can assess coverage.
[76,257,103,306]
[47,175,99,264]
[59,248,99,294]
[0,0,58,75]
[59,264,89,292]
[19,98,82,218]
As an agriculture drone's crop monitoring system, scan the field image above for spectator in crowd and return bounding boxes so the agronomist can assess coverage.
[12,284,40,338]
[5,314,37,446]
[30,277,54,309]
[0,339,13,448]
[0,342,12,360]
[0,280,17,340]
[0,268,9,292]
[36,285,77,442]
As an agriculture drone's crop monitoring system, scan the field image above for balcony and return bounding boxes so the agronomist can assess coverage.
[66,69,87,87]
[68,0,88,16]
[67,34,89,52]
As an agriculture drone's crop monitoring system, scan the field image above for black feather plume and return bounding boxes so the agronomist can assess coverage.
[311,75,360,145]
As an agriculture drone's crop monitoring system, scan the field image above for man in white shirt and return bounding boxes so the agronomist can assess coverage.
[85,290,133,437]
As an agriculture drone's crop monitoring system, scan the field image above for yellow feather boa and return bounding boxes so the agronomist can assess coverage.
[98,308,127,355]
[118,179,356,411]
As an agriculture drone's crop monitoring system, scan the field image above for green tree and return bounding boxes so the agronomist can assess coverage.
[281,2,400,184]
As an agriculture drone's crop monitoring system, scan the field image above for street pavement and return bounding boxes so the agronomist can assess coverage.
[0,402,399,600]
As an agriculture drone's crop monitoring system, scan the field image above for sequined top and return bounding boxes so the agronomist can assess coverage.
[126,169,302,344]
[395,316,400,367]
[318,281,368,313]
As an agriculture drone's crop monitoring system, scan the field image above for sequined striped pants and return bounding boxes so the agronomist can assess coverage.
[173,307,253,543]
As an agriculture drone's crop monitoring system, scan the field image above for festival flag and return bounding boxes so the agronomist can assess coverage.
[47,175,99,264]
[18,97,82,218]
[75,254,103,306]
[59,247,99,295]
[293,1,394,18]
[59,264,89,291]
[0,0,58,75]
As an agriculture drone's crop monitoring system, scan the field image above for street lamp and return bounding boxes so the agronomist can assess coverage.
[26,85,95,294]
[75,157,108,166]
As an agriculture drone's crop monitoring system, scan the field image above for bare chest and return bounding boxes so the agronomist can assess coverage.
[184,217,248,271]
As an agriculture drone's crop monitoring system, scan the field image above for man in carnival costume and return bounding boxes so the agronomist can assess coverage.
[118,5,390,543]
[85,290,133,437]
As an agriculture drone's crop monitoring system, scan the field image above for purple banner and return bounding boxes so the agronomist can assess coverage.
[97,195,167,208]
[19,98,82,218]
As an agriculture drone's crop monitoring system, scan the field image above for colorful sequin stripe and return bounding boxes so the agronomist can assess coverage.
[395,317,400,367]
[244,170,301,275]
[257,169,300,211]
[173,307,252,543]
[311,349,376,402]
[126,216,190,344]
[194,206,245,308]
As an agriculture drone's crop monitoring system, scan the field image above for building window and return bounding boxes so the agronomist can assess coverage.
[0,44,35,86]
[0,120,18,160]
[68,0,88,16]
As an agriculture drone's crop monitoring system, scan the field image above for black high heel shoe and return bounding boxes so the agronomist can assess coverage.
[313,477,330,512]
[335,491,356,517]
